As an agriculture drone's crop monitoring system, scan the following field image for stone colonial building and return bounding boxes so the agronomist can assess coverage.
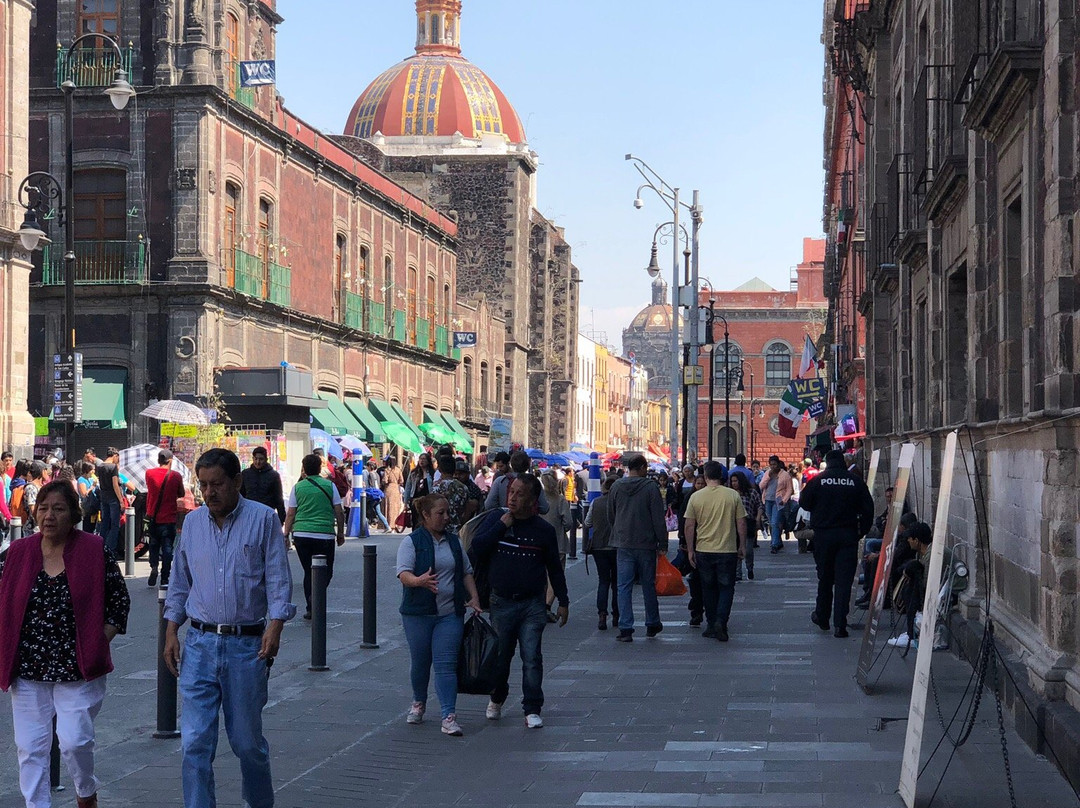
[823,0,1080,787]
[25,0,513,458]
[0,0,34,455]
[334,0,579,452]
[623,275,680,400]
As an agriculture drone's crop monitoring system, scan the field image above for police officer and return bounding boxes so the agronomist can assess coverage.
[797,448,875,637]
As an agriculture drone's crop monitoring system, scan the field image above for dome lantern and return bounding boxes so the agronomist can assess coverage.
[415,0,462,56]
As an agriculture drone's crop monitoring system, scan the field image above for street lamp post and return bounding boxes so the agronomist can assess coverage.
[17,34,134,452]
[627,155,703,463]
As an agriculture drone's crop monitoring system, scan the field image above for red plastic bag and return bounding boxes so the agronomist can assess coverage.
[656,554,688,596]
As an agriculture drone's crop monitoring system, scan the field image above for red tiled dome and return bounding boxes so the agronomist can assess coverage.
[344,1,525,144]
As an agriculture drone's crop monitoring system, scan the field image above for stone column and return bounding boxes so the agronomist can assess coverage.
[181,0,213,85]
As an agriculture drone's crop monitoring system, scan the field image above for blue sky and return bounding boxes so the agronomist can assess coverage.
[276,0,825,351]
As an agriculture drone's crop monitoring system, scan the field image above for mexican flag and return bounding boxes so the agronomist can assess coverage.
[778,384,804,439]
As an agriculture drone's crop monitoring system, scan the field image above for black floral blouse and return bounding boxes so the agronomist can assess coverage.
[0,545,130,682]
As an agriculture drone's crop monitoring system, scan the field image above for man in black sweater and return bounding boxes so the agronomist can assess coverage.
[471,474,568,729]
[239,447,286,524]
[798,449,875,638]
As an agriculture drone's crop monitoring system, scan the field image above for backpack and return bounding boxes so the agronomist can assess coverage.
[331,466,351,498]
[9,485,27,523]
[81,487,101,520]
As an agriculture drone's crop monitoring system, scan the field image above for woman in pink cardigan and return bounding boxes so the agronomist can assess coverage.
[0,480,130,808]
[758,455,793,554]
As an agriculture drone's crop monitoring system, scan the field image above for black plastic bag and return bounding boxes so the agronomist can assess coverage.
[457,613,500,695]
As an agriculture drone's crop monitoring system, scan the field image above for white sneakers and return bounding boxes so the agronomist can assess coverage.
[406,702,425,724]
[441,714,463,736]
[886,633,917,649]
[525,713,543,729]
[485,700,502,720]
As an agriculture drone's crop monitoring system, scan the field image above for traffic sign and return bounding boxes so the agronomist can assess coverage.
[52,352,83,422]
[682,365,705,386]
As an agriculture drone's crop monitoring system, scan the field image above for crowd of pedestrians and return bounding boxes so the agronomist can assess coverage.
[1,433,953,808]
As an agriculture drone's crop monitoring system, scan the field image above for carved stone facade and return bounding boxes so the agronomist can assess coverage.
[826,1,1080,788]
[27,0,474,458]
[0,0,35,455]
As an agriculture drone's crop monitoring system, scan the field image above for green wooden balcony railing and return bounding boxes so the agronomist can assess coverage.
[269,262,290,306]
[56,44,135,89]
[232,64,256,109]
[344,291,365,330]
[367,301,386,337]
[434,325,449,356]
[393,309,407,343]
[415,317,431,351]
[231,249,263,297]
[42,239,148,285]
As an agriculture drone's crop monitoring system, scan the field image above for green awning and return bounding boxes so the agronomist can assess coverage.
[438,411,474,453]
[310,401,347,436]
[389,402,425,442]
[423,408,474,453]
[76,369,127,430]
[368,398,424,452]
[315,392,368,437]
[343,397,386,443]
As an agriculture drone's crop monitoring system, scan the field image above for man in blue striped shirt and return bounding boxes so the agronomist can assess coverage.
[164,448,296,808]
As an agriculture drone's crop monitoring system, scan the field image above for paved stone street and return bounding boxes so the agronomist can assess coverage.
[1,533,1075,808]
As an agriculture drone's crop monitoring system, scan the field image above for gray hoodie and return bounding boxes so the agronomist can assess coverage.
[609,475,668,551]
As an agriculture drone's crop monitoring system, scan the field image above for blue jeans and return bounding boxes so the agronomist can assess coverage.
[696,552,738,629]
[148,522,176,577]
[97,499,121,556]
[616,548,661,632]
[764,500,783,550]
[401,613,465,719]
[489,595,547,714]
[180,630,273,808]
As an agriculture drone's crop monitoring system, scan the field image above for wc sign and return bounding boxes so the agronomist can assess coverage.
[239,60,276,87]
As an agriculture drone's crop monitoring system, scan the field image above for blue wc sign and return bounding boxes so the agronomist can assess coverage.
[239,61,276,87]
[452,331,478,348]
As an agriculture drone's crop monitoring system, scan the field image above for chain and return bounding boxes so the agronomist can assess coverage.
[992,646,1019,808]
[929,625,992,747]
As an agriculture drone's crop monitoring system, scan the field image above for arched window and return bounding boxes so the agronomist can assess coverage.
[765,342,792,387]
[494,366,504,413]
[257,198,273,296]
[334,234,347,322]
[463,356,474,406]
[426,274,437,349]
[442,283,451,330]
[406,266,418,342]
[224,12,241,97]
[384,256,394,331]
[358,245,369,329]
[73,168,127,282]
[430,14,440,43]
[480,361,489,405]
[224,182,240,287]
[712,343,744,389]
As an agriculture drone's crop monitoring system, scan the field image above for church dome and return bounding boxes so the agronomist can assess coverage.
[344,1,526,144]
[626,276,680,333]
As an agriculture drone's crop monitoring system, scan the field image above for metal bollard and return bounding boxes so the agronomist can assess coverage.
[360,544,379,649]
[309,555,329,671]
[124,506,136,577]
[10,517,22,543]
[153,586,180,739]
[346,458,366,538]
[50,717,63,792]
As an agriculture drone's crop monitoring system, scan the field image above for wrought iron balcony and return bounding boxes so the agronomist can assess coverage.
[226,249,289,306]
[42,239,147,285]
[230,64,256,110]
[268,262,290,307]
[55,43,134,89]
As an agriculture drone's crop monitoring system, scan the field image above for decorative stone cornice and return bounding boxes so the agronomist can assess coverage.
[895,227,927,265]
[963,43,1043,141]
[923,155,968,221]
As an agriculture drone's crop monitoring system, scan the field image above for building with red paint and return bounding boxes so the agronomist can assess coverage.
[23,0,524,459]
[693,238,827,464]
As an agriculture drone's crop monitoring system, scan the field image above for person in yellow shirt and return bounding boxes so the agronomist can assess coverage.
[684,461,746,642]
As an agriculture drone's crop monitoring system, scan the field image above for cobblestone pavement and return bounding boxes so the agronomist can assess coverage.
[1,532,1076,808]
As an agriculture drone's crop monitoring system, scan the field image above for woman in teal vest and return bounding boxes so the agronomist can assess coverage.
[395,493,481,737]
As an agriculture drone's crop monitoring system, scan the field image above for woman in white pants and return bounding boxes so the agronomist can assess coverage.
[0,479,130,808]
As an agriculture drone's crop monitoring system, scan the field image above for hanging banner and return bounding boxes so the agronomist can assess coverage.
[488,418,513,454]
[898,431,959,807]
[856,442,917,692]
[239,60,276,87]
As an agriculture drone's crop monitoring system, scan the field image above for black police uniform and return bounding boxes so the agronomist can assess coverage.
[797,463,875,634]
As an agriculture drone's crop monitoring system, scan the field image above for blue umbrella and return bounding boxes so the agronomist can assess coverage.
[310,428,344,460]
[336,434,373,457]
[548,453,574,466]
[525,447,546,460]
